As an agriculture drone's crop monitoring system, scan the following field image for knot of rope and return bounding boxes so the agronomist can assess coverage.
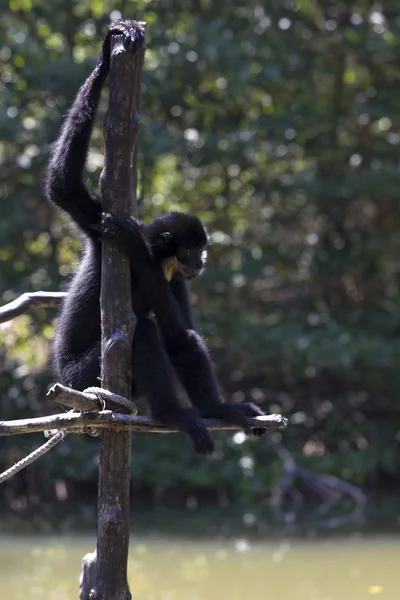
[84,386,138,414]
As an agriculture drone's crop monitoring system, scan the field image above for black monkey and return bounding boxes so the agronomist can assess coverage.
[46,21,265,455]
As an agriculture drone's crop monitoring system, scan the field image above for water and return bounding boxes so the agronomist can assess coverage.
[0,533,398,599]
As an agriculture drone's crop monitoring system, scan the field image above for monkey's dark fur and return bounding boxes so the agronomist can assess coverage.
[45,21,265,455]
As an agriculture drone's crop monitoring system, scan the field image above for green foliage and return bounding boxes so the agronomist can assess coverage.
[1,0,400,505]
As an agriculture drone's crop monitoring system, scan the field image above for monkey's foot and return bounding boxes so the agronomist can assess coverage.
[201,402,267,437]
[156,408,215,456]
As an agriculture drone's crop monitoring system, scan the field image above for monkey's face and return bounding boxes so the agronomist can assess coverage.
[176,245,206,279]
[162,246,207,281]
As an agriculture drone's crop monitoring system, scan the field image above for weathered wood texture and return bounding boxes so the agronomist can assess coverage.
[79,552,98,600]
[130,27,145,213]
[48,382,137,414]
[87,22,146,600]
[47,383,103,412]
[0,411,288,436]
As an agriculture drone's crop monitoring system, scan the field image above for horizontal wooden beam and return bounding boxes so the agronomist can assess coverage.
[0,410,287,436]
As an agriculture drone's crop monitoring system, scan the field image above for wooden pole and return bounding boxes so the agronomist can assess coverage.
[131,26,146,214]
[80,21,146,600]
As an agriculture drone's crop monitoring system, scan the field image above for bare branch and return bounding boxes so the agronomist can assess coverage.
[47,383,137,413]
[0,292,66,324]
[47,383,102,412]
[268,437,366,531]
[0,411,287,437]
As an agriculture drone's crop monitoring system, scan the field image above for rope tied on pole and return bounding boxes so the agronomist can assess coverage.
[84,386,138,414]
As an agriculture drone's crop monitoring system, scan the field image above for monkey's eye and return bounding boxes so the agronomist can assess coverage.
[178,250,191,263]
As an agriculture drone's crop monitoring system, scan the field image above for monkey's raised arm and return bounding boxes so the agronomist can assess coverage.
[45,48,108,234]
[45,21,144,236]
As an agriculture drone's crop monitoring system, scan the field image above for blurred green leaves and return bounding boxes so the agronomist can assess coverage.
[1,0,400,504]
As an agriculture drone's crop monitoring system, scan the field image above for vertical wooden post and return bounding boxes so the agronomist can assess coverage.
[79,21,146,600]
[131,29,146,214]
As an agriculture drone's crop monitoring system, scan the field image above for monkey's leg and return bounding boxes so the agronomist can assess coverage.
[55,341,101,391]
[132,318,214,455]
[163,329,265,435]
[96,214,265,436]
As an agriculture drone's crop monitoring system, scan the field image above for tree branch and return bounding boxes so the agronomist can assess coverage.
[47,383,102,412]
[0,292,66,324]
[0,411,287,437]
[47,382,137,413]
[268,436,366,531]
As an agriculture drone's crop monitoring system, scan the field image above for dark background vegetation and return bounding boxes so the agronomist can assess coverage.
[1,0,400,520]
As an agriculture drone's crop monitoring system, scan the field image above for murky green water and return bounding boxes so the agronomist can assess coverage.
[0,533,398,599]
